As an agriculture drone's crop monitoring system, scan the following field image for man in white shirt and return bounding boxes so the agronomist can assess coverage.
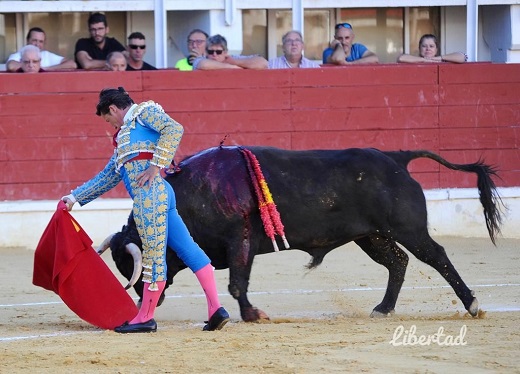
[268,30,320,69]
[6,27,77,72]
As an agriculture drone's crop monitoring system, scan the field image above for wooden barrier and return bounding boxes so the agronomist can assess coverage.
[1,63,519,201]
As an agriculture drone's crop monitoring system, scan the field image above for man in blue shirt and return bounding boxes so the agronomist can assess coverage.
[322,22,379,65]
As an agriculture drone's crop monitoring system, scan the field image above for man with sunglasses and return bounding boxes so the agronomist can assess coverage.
[323,22,378,65]
[126,32,157,71]
[192,34,267,70]
[174,29,208,71]
[74,12,126,70]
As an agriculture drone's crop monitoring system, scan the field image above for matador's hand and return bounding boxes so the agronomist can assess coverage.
[61,194,76,211]
[136,165,160,187]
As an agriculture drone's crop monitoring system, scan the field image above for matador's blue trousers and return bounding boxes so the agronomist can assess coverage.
[121,159,210,285]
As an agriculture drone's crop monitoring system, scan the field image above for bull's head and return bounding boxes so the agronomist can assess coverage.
[97,232,143,291]
[97,216,170,307]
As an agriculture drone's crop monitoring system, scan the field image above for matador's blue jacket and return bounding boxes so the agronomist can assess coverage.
[71,101,183,205]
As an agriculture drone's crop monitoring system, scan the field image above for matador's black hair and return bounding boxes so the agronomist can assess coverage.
[96,87,135,116]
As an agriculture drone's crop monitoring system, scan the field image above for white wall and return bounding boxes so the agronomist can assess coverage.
[208,9,244,56]
[441,6,491,61]
[508,5,520,63]
[1,188,518,250]
[128,11,156,66]
[166,9,248,67]
[481,5,511,63]
[167,10,211,67]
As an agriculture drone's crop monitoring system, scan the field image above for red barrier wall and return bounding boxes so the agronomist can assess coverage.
[1,63,519,201]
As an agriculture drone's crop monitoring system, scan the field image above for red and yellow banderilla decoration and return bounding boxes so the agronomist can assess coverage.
[240,147,290,252]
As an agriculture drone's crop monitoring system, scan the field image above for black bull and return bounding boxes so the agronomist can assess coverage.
[100,146,502,321]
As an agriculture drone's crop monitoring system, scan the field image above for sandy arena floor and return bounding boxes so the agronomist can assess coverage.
[1,237,519,373]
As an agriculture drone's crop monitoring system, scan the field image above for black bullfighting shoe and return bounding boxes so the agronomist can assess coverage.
[203,307,230,331]
[114,319,157,333]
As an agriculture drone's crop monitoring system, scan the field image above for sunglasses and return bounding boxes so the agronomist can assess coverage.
[335,22,353,30]
[206,49,224,55]
[129,44,146,50]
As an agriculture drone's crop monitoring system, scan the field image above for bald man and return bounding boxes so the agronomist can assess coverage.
[106,51,127,71]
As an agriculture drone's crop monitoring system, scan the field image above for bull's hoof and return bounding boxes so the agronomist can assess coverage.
[467,297,479,317]
[242,307,270,322]
[370,309,395,318]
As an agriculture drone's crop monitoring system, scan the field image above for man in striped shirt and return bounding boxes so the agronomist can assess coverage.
[268,30,320,69]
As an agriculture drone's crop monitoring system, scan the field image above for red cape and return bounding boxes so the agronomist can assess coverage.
[33,201,138,329]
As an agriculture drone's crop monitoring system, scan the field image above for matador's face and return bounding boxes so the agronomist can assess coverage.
[102,105,126,130]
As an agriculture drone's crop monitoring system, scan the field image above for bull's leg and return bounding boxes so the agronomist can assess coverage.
[399,233,478,316]
[227,238,269,322]
[355,236,409,317]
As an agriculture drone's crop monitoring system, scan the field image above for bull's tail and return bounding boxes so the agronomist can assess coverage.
[385,150,504,244]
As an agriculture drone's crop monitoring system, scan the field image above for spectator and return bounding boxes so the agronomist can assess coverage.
[15,45,44,73]
[74,12,126,70]
[397,34,467,64]
[126,32,157,71]
[106,51,127,71]
[6,27,76,72]
[322,22,379,65]
[268,30,320,69]
[192,34,268,70]
[174,29,208,71]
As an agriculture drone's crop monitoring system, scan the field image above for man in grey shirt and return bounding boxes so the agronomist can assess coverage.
[192,34,267,70]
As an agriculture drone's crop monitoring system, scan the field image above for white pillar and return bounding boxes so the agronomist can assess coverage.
[403,8,410,54]
[466,0,479,62]
[509,5,520,63]
[225,0,235,26]
[154,0,167,68]
[208,10,243,56]
[292,0,304,36]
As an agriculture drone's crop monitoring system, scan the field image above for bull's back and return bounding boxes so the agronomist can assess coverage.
[249,147,425,242]
[169,146,424,249]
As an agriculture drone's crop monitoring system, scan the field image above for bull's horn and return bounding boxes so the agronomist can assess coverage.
[96,233,115,255]
[125,243,143,290]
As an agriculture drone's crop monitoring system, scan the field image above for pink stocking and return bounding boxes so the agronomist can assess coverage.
[195,264,222,319]
[130,280,166,324]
